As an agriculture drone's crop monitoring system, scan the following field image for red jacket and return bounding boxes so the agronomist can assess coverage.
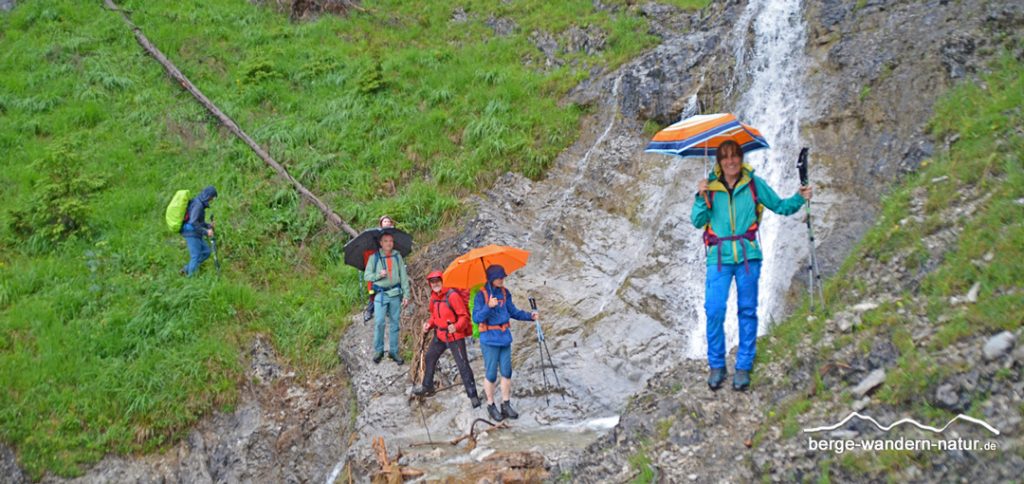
[428,288,471,342]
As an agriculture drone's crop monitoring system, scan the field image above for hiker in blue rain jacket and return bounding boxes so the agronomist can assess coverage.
[180,186,217,276]
[473,264,537,422]
[691,140,812,392]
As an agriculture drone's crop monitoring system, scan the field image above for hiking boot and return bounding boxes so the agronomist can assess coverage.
[389,353,404,366]
[412,385,434,397]
[501,401,519,420]
[470,396,481,408]
[362,301,374,322]
[707,368,728,391]
[733,370,751,392]
[487,403,504,422]
[372,352,384,364]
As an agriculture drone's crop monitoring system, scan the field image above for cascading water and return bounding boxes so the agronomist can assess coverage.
[685,0,810,358]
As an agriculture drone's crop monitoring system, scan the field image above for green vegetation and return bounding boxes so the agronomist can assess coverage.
[760,54,1023,477]
[628,441,655,484]
[0,0,706,478]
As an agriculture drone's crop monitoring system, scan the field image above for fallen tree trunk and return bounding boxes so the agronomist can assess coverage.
[103,0,359,238]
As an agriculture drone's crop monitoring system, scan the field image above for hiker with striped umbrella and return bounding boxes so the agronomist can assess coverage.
[646,115,812,392]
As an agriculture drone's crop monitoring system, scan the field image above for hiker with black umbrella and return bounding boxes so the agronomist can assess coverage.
[412,270,481,408]
[362,232,411,365]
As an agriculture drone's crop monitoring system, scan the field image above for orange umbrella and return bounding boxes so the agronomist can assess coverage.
[442,244,530,289]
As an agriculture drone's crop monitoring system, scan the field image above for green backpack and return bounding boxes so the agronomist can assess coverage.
[467,283,483,338]
[165,190,191,233]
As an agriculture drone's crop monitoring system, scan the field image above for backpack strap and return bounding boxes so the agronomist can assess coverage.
[748,176,763,224]
[443,288,458,315]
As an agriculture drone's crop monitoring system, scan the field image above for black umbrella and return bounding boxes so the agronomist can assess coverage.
[343,227,414,270]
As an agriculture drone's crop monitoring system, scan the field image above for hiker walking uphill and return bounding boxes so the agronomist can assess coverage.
[692,140,812,391]
[412,271,481,408]
[179,186,218,277]
[473,264,537,422]
[364,232,411,365]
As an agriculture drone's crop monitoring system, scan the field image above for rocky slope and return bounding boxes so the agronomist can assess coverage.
[2,337,351,483]
[571,177,1023,482]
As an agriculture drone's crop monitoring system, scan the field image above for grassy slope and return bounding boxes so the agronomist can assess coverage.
[758,55,1023,476]
[0,0,713,478]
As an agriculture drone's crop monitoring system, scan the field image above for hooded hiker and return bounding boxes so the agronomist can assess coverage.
[180,185,218,277]
[472,264,537,422]
[692,140,812,391]
[412,270,481,408]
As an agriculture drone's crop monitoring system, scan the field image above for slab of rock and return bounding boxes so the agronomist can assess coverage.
[982,331,1015,360]
[934,383,960,409]
[851,369,886,397]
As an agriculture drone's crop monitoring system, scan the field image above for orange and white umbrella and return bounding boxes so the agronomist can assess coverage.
[645,113,769,158]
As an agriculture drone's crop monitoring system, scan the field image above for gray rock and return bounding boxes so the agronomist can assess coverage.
[450,7,467,23]
[982,331,1015,360]
[850,302,879,313]
[829,430,859,439]
[0,0,13,12]
[486,16,517,36]
[1012,343,1024,364]
[935,383,960,410]
[852,369,886,397]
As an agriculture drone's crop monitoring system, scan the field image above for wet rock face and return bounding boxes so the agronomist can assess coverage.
[803,0,1024,193]
[0,0,14,12]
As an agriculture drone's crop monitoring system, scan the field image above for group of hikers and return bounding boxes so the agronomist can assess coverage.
[361,233,536,422]
[175,139,812,419]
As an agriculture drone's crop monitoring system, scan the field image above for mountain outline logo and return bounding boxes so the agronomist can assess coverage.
[803,412,1000,436]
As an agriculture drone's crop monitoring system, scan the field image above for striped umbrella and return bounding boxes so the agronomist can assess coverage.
[645,113,769,159]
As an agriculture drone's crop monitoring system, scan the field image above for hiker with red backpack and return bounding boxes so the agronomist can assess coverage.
[472,264,538,422]
[179,186,218,277]
[692,140,811,391]
[412,271,481,408]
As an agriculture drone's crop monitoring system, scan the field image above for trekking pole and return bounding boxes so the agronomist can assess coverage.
[529,297,566,403]
[209,213,221,275]
[416,399,433,443]
[796,148,826,311]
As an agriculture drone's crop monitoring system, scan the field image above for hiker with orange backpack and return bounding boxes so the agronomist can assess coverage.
[179,186,218,277]
[692,140,811,391]
[472,264,537,422]
[364,232,410,365]
[361,215,396,322]
[412,271,481,408]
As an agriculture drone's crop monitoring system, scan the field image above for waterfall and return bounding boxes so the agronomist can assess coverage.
[686,0,809,358]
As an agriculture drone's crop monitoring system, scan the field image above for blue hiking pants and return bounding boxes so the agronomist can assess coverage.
[183,235,211,276]
[480,343,512,382]
[705,260,761,371]
[373,292,402,356]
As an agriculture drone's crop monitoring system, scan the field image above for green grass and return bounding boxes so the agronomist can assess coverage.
[628,441,655,484]
[0,0,666,478]
[761,53,1023,477]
